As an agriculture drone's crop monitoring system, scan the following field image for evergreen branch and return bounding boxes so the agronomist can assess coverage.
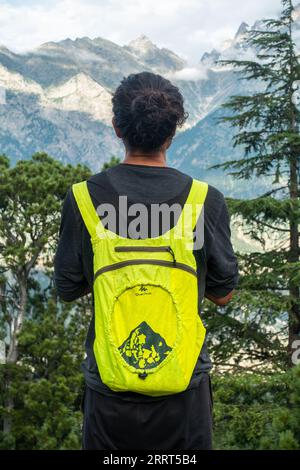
[260,185,288,197]
[250,217,290,232]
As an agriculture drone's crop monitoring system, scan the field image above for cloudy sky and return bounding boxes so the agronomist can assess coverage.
[0,0,283,63]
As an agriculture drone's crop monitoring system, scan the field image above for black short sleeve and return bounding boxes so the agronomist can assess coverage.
[204,192,239,298]
[54,189,90,302]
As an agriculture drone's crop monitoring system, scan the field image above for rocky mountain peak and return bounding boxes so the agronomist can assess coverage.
[234,22,249,40]
[127,35,156,54]
[124,34,185,72]
[200,48,220,65]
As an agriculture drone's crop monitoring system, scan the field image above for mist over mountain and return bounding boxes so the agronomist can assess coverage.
[0,6,297,196]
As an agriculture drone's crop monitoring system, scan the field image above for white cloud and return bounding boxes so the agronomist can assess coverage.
[0,0,283,63]
[167,66,208,81]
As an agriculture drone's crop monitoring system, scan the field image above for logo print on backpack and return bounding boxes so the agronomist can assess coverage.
[118,321,172,370]
[135,285,151,296]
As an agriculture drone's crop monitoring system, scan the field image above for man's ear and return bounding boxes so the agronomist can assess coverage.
[112,117,123,139]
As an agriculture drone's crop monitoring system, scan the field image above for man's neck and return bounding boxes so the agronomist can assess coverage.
[123,151,167,167]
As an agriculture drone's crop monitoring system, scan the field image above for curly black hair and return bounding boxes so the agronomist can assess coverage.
[112,71,188,152]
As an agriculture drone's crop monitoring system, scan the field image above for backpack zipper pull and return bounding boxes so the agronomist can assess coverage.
[139,372,148,380]
[167,246,176,266]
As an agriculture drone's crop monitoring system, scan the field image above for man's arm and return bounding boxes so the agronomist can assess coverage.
[204,191,238,306]
[54,189,90,302]
[205,290,234,306]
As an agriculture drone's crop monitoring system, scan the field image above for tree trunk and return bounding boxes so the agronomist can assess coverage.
[287,21,300,363]
[288,153,300,366]
[6,275,27,364]
[3,275,27,436]
[3,368,13,435]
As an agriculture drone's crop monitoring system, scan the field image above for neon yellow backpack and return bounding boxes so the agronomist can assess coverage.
[72,178,208,397]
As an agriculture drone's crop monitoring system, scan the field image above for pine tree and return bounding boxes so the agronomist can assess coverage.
[212,0,300,368]
[0,153,91,435]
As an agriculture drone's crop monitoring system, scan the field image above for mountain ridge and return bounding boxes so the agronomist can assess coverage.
[0,8,296,197]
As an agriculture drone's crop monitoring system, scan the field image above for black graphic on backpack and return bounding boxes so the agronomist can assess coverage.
[119,321,172,370]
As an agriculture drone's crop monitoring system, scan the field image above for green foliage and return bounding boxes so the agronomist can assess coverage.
[102,155,121,170]
[0,152,92,448]
[0,152,91,273]
[0,151,91,363]
[213,366,300,449]
[0,290,91,449]
[203,292,287,373]
[261,365,300,449]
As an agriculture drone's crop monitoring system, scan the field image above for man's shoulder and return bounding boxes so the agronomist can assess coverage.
[204,183,226,211]
[86,164,192,199]
[199,183,227,236]
[87,167,111,185]
[88,164,190,180]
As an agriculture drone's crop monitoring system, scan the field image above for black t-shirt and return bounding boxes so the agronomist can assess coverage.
[54,163,238,400]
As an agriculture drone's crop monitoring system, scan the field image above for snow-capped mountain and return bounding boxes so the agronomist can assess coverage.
[0,34,187,169]
[124,34,186,73]
[0,5,297,195]
[0,30,238,172]
[44,72,113,125]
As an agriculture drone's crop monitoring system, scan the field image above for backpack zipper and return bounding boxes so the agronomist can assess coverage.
[115,245,176,265]
[94,246,196,282]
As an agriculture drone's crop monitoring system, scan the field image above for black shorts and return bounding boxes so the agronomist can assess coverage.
[82,373,213,450]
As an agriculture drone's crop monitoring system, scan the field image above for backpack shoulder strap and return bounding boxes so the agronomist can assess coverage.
[184,178,208,228]
[72,180,103,239]
[186,179,208,203]
[172,178,208,242]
